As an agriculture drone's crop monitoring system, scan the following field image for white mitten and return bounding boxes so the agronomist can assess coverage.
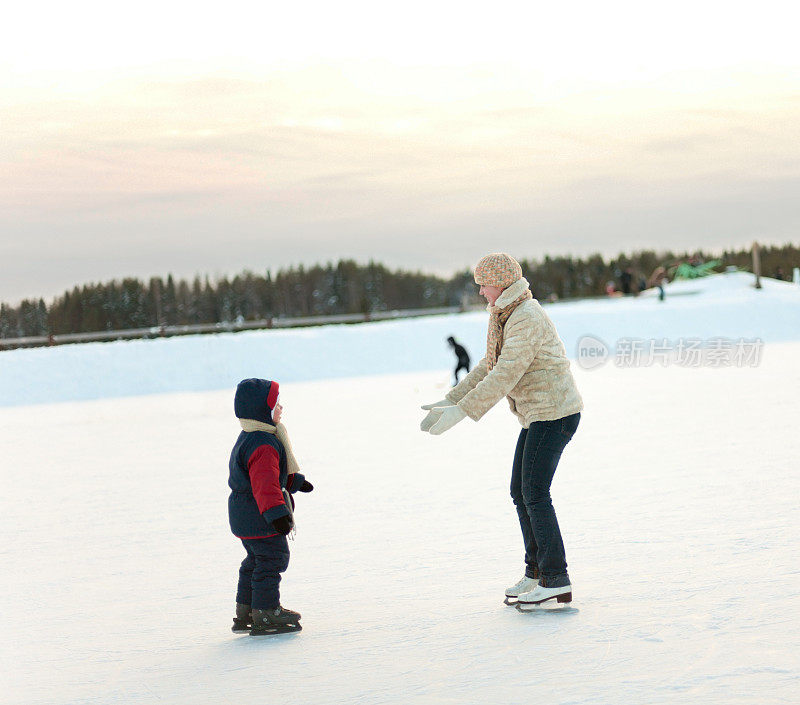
[420,408,443,431]
[420,398,453,410]
[428,405,467,435]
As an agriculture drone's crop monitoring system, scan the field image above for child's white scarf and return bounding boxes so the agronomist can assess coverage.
[238,419,302,476]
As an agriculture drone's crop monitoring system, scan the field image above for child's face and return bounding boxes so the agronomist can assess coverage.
[273,401,283,424]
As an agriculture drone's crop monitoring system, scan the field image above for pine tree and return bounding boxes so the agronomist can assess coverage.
[4,243,800,340]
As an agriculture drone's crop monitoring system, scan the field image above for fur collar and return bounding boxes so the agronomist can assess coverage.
[494,277,531,309]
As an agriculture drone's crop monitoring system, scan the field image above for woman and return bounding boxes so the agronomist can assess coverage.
[421,253,583,607]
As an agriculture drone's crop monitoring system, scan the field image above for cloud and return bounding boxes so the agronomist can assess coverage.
[1,63,799,303]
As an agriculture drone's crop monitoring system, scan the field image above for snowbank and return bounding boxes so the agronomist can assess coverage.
[1,271,797,406]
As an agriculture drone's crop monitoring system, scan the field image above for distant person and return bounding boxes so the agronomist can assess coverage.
[648,266,669,302]
[620,268,633,295]
[447,336,471,386]
[420,253,583,609]
[227,378,314,636]
[775,267,786,281]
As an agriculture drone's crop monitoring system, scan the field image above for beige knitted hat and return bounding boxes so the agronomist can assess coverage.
[473,253,523,288]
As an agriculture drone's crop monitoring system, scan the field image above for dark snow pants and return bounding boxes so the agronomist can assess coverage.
[236,536,290,609]
[510,412,580,588]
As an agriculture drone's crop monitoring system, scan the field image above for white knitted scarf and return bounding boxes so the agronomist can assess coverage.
[238,419,303,476]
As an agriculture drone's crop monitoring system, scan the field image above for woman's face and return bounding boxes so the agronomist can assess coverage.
[479,284,504,305]
[273,401,283,424]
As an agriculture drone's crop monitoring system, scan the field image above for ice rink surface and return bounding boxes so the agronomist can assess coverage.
[1,272,799,704]
[2,349,799,704]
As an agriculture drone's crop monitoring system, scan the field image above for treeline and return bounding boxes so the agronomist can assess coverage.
[1,261,473,338]
[2,245,798,338]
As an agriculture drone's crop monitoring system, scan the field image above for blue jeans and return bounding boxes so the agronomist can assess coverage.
[236,536,290,609]
[510,412,580,588]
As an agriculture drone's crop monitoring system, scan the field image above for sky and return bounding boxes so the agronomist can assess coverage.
[1,0,799,304]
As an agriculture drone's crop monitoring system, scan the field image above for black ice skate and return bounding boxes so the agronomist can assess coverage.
[231,603,252,633]
[250,606,302,635]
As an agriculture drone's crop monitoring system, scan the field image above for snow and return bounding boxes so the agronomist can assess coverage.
[1,272,799,704]
[1,271,798,407]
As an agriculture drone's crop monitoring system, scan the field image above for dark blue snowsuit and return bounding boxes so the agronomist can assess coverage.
[228,379,306,609]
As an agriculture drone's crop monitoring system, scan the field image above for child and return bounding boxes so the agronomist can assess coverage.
[227,378,313,635]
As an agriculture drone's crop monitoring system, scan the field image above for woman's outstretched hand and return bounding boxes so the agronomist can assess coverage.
[422,405,467,435]
[420,398,453,410]
[420,408,441,431]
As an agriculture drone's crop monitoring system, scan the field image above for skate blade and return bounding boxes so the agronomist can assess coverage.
[521,591,572,606]
[504,596,519,606]
[516,602,578,615]
[249,623,302,636]
[232,619,252,633]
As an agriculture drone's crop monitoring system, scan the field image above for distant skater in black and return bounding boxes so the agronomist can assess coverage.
[447,336,471,386]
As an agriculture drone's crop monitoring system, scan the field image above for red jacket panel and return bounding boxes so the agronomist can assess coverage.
[247,445,285,516]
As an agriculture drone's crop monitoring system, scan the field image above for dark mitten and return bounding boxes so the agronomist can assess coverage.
[272,514,294,535]
[299,480,314,493]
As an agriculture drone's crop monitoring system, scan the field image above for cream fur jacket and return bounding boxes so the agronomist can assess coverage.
[446,278,584,426]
